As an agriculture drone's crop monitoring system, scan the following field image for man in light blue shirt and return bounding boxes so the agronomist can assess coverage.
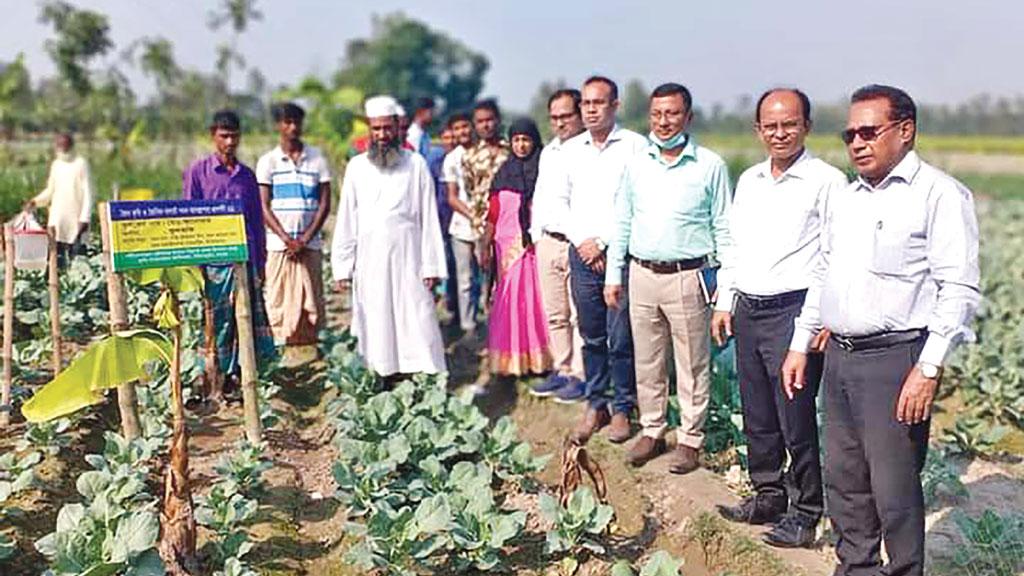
[605,82,732,474]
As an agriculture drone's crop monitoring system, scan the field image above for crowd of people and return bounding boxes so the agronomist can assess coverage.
[29,76,980,576]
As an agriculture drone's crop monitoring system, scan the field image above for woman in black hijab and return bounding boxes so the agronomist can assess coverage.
[481,118,552,377]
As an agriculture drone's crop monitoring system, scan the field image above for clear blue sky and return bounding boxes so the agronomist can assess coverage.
[5,0,1022,112]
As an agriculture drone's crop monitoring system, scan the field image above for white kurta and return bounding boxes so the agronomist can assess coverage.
[331,151,448,376]
[33,155,93,244]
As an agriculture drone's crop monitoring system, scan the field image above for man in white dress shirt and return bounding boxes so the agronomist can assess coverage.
[782,85,980,576]
[712,88,847,548]
[528,88,586,398]
[332,95,448,379]
[552,76,648,444]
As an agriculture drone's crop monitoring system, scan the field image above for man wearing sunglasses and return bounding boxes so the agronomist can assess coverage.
[712,88,847,548]
[782,85,980,576]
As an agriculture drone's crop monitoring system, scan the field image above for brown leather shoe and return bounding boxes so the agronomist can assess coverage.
[627,436,666,467]
[571,407,610,444]
[606,412,633,444]
[668,445,700,474]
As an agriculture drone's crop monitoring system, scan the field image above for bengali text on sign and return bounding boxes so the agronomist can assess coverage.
[108,199,250,271]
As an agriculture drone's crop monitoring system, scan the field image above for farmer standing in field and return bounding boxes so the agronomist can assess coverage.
[457,100,510,368]
[25,132,93,267]
[443,111,482,339]
[257,102,332,355]
[603,83,732,474]
[526,88,587,400]
[782,85,980,576]
[331,95,448,379]
[182,110,276,400]
[552,75,647,444]
[711,89,847,548]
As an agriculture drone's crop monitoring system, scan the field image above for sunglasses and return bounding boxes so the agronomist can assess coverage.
[840,120,902,145]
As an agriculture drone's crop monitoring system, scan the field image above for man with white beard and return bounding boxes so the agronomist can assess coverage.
[331,95,448,378]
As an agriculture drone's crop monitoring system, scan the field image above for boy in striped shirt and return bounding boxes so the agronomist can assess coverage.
[257,102,332,350]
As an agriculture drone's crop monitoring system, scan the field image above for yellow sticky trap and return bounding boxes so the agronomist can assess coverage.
[21,330,172,423]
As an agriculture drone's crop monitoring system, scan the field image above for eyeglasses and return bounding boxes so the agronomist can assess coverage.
[549,112,579,123]
[840,120,902,145]
[756,119,804,135]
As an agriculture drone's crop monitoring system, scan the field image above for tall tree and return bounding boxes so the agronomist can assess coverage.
[38,0,113,96]
[207,0,262,103]
[0,54,33,139]
[332,12,489,115]
[137,37,180,91]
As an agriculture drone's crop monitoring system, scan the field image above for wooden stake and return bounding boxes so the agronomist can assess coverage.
[1,225,14,428]
[233,263,262,443]
[47,228,62,375]
[98,203,141,440]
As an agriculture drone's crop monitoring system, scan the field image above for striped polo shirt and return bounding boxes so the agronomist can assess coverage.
[256,144,332,251]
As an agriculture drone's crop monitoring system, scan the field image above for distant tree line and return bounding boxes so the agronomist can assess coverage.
[0,3,490,162]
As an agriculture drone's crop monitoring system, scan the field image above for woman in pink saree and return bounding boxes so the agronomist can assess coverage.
[481,118,551,376]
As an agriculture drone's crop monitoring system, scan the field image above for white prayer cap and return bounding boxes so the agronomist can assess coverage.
[395,104,407,118]
[364,95,399,119]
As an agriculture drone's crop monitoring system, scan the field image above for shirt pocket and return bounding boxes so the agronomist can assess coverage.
[870,222,927,276]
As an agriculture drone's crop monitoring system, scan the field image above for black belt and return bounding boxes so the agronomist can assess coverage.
[544,231,568,243]
[737,289,807,310]
[632,255,707,274]
[830,329,928,352]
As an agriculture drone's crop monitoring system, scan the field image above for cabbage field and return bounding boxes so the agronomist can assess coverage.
[0,146,1022,576]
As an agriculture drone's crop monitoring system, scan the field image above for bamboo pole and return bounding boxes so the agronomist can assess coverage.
[1,225,14,428]
[47,228,62,375]
[98,203,141,440]
[233,263,262,443]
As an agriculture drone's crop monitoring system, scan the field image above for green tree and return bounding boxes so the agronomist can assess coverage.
[38,0,113,96]
[620,79,648,133]
[137,37,180,91]
[0,54,33,139]
[207,0,263,105]
[332,12,489,115]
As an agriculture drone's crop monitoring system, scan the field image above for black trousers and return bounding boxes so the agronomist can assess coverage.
[734,293,823,524]
[824,337,929,576]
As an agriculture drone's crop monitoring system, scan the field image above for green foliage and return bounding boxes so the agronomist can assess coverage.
[34,438,163,575]
[921,445,968,507]
[0,53,33,137]
[18,417,73,455]
[941,418,1010,457]
[332,12,488,114]
[539,487,615,556]
[38,0,113,96]
[214,440,271,496]
[611,550,686,576]
[324,334,544,574]
[951,510,1024,576]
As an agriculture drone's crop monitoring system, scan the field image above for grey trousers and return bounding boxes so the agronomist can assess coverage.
[824,337,928,576]
[451,238,478,332]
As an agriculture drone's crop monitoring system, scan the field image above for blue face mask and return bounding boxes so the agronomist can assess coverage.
[648,130,688,150]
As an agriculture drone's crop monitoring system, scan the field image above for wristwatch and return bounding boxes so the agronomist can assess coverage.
[918,362,943,380]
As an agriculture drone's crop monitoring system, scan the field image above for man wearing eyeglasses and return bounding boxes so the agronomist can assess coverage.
[782,85,979,576]
[604,83,732,474]
[712,88,847,548]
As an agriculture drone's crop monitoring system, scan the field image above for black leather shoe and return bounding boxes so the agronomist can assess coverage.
[716,495,786,525]
[762,514,816,549]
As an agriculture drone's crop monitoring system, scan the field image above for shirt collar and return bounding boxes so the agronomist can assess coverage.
[754,148,815,181]
[276,144,307,163]
[645,133,697,168]
[210,153,241,177]
[583,124,626,148]
[855,150,921,191]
